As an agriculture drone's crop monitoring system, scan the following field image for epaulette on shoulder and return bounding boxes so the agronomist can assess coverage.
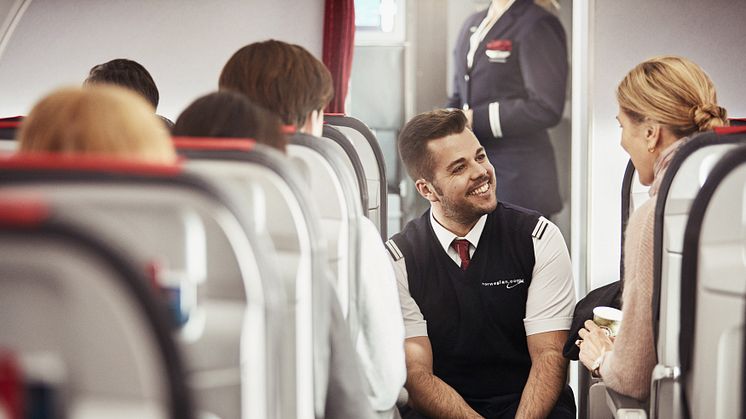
[384,239,404,261]
[531,217,550,240]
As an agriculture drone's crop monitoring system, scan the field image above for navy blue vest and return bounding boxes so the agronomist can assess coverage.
[391,203,539,401]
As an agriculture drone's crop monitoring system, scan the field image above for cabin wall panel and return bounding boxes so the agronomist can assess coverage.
[0,0,325,119]
[588,0,746,289]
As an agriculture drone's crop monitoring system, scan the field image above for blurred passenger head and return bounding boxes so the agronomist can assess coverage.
[398,108,469,182]
[218,39,333,135]
[19,86,176,164]
[172,91,287,152]
[85,58,160,110]
[617,56,727,138]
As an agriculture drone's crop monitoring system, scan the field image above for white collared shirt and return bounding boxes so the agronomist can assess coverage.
[466,0,517,69]
[392,208,576,338]
[430,211,487,265]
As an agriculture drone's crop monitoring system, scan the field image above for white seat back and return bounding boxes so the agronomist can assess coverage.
[287,134,363,328]
[680,145,746,419]
[651,133,746,419]
[177,143,327,419]
[0,202,192,419]
[657,142,741,364]
[0,157,278,419]
[326,115,388,239]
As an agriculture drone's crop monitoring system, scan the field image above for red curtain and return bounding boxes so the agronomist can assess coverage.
[322,0,355,114]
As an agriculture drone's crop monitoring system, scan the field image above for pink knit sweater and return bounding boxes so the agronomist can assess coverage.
[598,140,688,400]
[598,196,657,400]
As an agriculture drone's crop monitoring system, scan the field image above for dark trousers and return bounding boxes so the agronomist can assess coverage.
[400,386,575,419]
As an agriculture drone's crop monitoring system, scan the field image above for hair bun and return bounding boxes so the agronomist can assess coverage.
[690,103,728,131]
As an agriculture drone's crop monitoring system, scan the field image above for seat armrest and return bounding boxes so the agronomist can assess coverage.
[605,387,648,418]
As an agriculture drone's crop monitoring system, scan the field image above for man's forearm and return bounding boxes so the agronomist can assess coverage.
[515,350,567,419]
[407,370,483,419]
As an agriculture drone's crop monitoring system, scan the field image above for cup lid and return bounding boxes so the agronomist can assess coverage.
[593,306,623,321]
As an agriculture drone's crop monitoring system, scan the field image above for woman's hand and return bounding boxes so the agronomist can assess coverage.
[577,320,615,374]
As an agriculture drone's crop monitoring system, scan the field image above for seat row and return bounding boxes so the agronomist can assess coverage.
[0,114,390,419]
[584,126,746,419]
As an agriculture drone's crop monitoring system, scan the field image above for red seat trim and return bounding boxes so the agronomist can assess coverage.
[0,153,183,176]
[0,199,49,227]
[714,125,746,135]
[172,137,255,152]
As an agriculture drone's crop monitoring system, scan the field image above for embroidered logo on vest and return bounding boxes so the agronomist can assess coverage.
[482,279,525,289]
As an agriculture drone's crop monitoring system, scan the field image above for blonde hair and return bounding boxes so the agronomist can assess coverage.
[617,56,728,137]
[19,86,175,164]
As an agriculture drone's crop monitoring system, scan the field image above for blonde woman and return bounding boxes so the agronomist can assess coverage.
[577,56,728,400]
[19,85,175,164]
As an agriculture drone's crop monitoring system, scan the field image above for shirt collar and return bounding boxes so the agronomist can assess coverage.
[489,0,517,16]
[429,210,488,253]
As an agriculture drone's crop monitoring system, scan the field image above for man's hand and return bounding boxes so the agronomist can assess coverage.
[405,336,484,419]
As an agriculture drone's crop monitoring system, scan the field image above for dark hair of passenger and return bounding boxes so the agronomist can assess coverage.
[398,109,468,181]
[172,91,287,152]
[84,58,160,109]
[218,39,333,127]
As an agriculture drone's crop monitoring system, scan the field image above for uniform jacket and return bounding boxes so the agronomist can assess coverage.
[447,0,568,216]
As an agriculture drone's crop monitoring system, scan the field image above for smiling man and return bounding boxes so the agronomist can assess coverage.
[386,109,576,418]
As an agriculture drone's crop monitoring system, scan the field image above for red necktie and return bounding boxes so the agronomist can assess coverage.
[451,239,471,270]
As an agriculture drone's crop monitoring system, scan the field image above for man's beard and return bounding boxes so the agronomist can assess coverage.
[433,177,497,226]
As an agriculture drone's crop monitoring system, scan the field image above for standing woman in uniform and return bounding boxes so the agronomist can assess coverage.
[448,0,567,217]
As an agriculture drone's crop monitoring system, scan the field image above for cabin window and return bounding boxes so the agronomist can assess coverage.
[355,0,405,45]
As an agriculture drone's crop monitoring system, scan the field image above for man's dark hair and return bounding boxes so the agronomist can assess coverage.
[398,109,468,181]
[218,40,333,127]
[85,59,160,109]
[172,91,287,152]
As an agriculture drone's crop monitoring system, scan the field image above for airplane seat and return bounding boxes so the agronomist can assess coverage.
[325,114,389,240]
[0,199,194,419]
[287,133,363,329]
[584,131,746,419]
[679,144,746,419]
[0,154,281,419]
[322,124,369,216]
[173,137,333,419]
[649,131,746,419]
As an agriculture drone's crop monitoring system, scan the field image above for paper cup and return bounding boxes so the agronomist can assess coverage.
[593,306,623,337]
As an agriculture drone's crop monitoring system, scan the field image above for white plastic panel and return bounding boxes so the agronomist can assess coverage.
[658,145,743,366]
[689,163,746,419]
[0,181,270,419]
[183,158,316,419]
[287,143,351,316]
[0,239,168,418]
